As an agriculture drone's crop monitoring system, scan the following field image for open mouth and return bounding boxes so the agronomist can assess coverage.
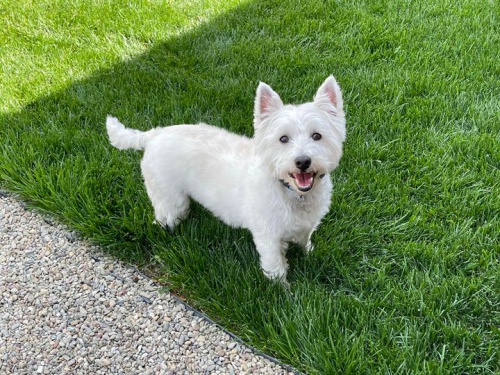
[290,172,317,192]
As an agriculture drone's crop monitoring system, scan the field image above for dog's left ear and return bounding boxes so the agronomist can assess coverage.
[254,82,284,127]
[314,75,343,114]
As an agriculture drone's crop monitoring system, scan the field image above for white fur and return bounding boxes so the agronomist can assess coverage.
[106,75,346,281]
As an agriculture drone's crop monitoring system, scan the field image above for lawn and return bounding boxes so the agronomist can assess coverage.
[1,0,499,373]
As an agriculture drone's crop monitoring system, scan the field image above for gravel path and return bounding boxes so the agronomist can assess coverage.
[0,193,294,374]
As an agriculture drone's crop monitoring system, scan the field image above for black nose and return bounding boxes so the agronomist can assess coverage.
[295,156,311,171]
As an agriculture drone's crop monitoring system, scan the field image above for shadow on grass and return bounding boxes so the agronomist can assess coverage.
[1,0,362,273]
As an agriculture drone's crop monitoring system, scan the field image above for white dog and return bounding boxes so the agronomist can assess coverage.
[106,75,346,281]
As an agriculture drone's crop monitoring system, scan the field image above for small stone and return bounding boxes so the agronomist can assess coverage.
[197,335,206,343]
[178,335,187,346]
[97,358,112,367]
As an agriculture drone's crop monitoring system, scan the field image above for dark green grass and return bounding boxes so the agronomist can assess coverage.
[1,0,499,373]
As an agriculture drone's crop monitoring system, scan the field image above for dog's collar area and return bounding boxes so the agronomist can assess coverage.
[279,179,293,191]
[279,179,307,202]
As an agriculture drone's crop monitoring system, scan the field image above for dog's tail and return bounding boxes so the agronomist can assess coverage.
[106,116,151,151]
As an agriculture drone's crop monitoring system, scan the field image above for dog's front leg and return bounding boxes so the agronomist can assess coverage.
[296,228,315,253]
[252,235,288,281]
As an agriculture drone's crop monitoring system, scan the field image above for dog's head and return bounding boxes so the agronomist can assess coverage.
[253,75,346,194]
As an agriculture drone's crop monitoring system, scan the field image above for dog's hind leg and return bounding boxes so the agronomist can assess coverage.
[153,197,190,233]
[145,180,190,232]
[152,195,190,232]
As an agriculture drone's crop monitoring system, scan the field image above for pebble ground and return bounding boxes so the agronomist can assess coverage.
[0,193,294,374]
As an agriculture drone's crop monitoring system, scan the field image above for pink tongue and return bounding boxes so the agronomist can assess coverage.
[295,173,313,187]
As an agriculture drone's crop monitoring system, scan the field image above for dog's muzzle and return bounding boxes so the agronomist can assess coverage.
[290,156,317,192]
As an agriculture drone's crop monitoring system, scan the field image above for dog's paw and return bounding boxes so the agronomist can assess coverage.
[262,263,288,283]
[153,219,176,235]
[152,219,167,228]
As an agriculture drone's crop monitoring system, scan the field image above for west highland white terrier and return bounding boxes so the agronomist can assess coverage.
[106,75,346,281]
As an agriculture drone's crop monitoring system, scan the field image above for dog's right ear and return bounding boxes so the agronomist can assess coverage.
[254,82,284,127]
[314,75,343,115]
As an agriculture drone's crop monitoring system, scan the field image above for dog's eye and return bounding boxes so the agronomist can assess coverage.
[279,135,289,143]
[312,132,322,141]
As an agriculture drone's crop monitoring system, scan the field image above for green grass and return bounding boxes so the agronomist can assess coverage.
[1,0,499,373]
